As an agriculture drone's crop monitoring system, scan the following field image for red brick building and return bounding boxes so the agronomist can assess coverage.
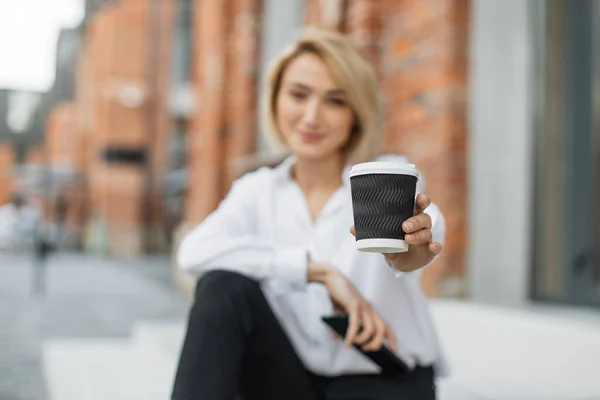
[31,0,469,295]
[180,0,469,296]
[0,144,14,204]
[40,0,177,255]
[3,0,596,306]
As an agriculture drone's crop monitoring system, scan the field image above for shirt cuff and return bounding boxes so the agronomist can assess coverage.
[272,246,308,289]
[384,255,406,279]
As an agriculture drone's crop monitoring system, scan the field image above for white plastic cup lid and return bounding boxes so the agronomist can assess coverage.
[349,161,419,179]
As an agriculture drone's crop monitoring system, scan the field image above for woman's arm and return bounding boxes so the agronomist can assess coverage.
[177,170,308,287]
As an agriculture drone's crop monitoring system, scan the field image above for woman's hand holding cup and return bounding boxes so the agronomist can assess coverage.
[390,193,443,269]
[350,193,443,272]
[347,160,442,271]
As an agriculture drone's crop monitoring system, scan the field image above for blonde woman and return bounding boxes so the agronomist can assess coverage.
[172,27,447,400]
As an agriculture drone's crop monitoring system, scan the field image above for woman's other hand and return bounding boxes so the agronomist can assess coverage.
[350,193,443,272]
[308,262,398,352]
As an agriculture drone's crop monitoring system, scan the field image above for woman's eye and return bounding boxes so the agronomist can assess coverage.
[327,98,347,107]
[290,91,307,100]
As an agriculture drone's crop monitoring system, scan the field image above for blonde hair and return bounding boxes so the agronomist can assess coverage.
[264,26,383,164]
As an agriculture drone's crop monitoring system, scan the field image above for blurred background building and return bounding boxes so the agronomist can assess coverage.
[0,0,597,308]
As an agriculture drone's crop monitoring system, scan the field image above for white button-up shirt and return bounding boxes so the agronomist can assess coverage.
[178,155,450,377]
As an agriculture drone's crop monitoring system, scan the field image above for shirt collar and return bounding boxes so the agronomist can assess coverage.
[273,154,353,188]
[272,154,296,183]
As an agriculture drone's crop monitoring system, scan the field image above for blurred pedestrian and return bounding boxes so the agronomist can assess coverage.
[0,192,40,252]
[30,194,71,296]
[172,27,447,400]
[49,193,69,249]
[0,192,50,295]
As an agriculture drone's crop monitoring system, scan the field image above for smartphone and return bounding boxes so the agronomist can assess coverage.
[321,313,410,376]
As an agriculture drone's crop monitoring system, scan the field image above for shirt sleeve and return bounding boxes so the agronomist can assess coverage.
[428,201,446,246]
[177,170,308,288]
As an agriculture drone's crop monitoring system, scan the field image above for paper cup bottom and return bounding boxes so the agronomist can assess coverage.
[355,238,409,253]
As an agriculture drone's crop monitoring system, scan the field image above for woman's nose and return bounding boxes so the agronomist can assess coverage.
[301,98,321,126]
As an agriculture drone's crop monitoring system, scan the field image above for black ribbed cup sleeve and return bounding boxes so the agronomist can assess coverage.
[350,174,417,241]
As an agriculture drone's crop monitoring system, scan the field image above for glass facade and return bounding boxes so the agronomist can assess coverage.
[531,0,600,306]
[168,0,193,172]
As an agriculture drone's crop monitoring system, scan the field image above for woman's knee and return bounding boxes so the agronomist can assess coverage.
[191,270,262,331]
[194,270,260,302]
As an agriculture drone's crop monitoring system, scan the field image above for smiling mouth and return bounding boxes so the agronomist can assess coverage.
[299,132,324,142]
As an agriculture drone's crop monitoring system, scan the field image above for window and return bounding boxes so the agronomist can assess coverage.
[531,0,600,306]
[6,91,41,134]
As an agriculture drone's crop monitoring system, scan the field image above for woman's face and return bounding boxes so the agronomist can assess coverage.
[276,52,355,163]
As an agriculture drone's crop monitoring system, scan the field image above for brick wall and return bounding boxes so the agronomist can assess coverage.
[305,0,322,25]
[185,0,263,224]
[185,0,228,224]
[222,0,262,190]
[29,0,472,295]
[180,0,469,296]
[308,0,470,296]
[379,0,469,295]
[25,147,44,165]
[77,3,147,255]
[46,102,78,167]
[147,0,176,252]
[57,0,176,256]
[44,101,88,244]
[344,0,383,66]
[0,143,14,204]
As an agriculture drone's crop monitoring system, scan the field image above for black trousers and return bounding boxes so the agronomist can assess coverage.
[171,270,436,400]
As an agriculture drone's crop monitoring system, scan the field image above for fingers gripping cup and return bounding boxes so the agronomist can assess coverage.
[349,162,419,253]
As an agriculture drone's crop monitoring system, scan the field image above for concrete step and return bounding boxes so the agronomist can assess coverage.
[42,322,186,400]
[431,300,600,400]
[42,301,600,400]
[42,338,143,400]
[130,320,186,400]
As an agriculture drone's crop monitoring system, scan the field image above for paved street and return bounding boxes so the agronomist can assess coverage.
[0,252,190,400]
[3,252,600,400]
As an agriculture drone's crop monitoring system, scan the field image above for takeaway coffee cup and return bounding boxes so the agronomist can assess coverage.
[349,161,419,253]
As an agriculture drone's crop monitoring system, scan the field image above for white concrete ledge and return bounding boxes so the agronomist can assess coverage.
[432,300,600,400]
[42,301,600,400]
